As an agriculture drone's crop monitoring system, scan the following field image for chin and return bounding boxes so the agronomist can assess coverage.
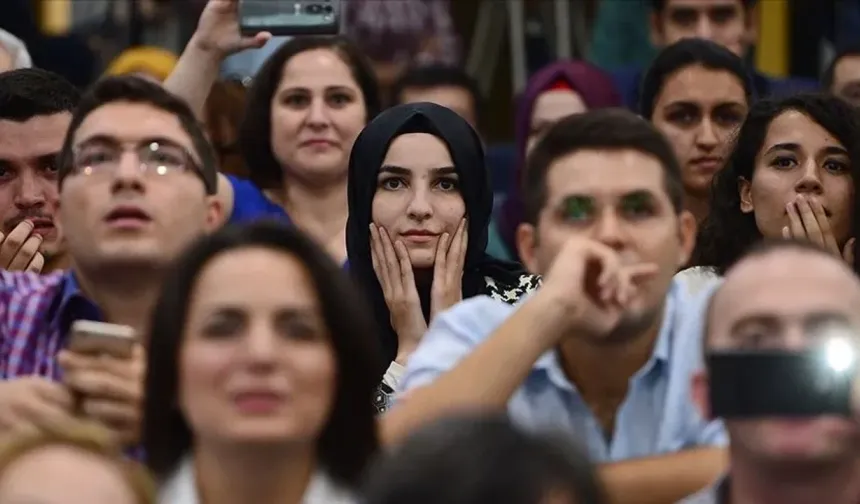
[224,420,321,444]
[407,249,436,269]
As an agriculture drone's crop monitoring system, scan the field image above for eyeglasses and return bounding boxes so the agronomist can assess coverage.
[71,140,201,179]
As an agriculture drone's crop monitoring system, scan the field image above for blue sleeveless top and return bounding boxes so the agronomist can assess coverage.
[226,174,291,224]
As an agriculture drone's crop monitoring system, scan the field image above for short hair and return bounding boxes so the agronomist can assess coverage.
[702,238,851,347]
[0,422,154,504]
[56,76,218,195]
[651,0,756,13]
[240,36,380,189]
[639,38,755,118]
[523,108,684,225]
[692,93,860,275]
[0,68,80,122]
[143,221,382,488]
[822,43,860,90]
[362,414,607,504]
[391,64,483,125]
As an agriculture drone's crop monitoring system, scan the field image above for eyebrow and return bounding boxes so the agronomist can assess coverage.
[763,143,849,157]
[729,312,853,335]
[76,134,187,150]
[378,165,457,176]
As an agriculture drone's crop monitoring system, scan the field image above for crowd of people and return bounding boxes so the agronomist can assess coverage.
[1,0,860,503]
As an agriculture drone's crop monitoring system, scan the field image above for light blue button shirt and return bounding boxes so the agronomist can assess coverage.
[400,269,726,462]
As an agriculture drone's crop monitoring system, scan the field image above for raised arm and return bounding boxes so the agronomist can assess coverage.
[163,0,270,119]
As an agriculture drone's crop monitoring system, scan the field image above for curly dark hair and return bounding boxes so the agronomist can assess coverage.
[692,93,860,275]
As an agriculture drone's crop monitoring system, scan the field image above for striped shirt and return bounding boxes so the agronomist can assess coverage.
[0,270,102,380]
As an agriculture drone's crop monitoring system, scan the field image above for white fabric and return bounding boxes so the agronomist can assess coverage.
[0,29,32,70]
[158,456,355,504]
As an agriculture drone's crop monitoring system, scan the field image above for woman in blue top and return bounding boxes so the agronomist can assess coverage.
[163,1,381,263]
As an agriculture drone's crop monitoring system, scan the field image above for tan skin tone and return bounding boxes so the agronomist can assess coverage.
[739,110,855,263]
[830,55,860,107]
[651,64,748,223]
[650,0,757,57]
[526,90,588,156]
[399,86,478,130]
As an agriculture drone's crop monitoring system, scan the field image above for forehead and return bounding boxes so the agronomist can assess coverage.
[278,48,358,89]
[382,133,452,168]
[544,149,669,202]
[400,86,473,109]
[73,102,193,149]
[0,113,71,160]
[833,55,860,84]
[663,0,743,11]
[713,252,860,327]
[531,90,586,123]
[655,65,747,106]
[761,110,843,152]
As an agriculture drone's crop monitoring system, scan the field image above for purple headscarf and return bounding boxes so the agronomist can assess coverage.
[496,60,623,258]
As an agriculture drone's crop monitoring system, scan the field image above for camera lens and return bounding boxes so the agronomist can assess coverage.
[305,3,324,14]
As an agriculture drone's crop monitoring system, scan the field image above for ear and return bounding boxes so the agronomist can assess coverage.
[649,11,664,47]
[204,195,225,232]
[516,223,540,274]
[738,176,754,214]
[677,210,697,268]
[691,369,712,420]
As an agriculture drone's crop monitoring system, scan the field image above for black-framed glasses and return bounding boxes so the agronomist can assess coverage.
[71,140,201,179]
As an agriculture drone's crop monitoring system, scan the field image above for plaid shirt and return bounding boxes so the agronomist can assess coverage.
[0,270,102,380]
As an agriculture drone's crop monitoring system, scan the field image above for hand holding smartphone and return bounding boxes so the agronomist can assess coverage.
[67,320,136,359]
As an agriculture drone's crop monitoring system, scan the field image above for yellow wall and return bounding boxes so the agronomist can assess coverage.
[755,0,788,77]
[38,0,71,35]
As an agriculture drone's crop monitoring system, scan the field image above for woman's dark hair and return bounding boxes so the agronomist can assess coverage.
[639,38,755,119]
[361,414,607,504]
[143,220,382,487]
[239,36,381,189]
[692,93,860,274]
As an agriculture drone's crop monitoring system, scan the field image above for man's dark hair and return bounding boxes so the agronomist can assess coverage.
[0,68,80,122]
[523,108,684,225]
[144,220,382,487]
[362,414,607,504]
[57,76,218,195]
[822,43,860,90]
[639,38,755,118]
[650,0,756,13]
[391,64,483,125]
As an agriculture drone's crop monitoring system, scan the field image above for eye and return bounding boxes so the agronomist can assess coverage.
[42,157,60,174]
[824,159,850,174]
[666,109,699,127]
[283,94,310,107]
[435,177,459,191]
[327,92,352,107]
[560,196,594,222]
[621,194,655,218]
[770,155,796,170]
[380,177,405,191]
[201,310,245,339]
[713,110,744,127]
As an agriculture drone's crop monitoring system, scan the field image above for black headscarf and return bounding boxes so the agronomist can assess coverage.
[346,102,529,366]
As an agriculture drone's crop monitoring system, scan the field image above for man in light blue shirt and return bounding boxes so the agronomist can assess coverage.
[383,109,726,502]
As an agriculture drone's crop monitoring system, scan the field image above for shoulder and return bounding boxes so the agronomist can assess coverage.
[304,471,356,504]
[224,174,289,224]
[483,273,541,305]
[672,267,722,299]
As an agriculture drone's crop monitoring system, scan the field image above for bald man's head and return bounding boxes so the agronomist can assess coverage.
[705,240,860,351]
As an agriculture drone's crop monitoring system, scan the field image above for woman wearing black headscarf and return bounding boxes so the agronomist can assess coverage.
[345,102,540,412]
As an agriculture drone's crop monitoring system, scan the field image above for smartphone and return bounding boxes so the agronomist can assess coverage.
[239,0,341,37]
[68,320,136,359]
[707,341,857,418]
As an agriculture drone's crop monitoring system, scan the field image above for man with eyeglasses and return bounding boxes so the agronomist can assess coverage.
[0,76,222,448]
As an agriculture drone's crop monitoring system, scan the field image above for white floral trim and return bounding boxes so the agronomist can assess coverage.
[485,274,542,304]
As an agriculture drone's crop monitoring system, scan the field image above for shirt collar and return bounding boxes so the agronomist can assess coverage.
[49,270,103,338]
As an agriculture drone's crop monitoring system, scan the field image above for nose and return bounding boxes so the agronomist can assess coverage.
[305,97,331,129]
[695,118,719,150]
[109,151,146,195]
[406,188,433,222]
[592,209,625,251]
[13,171,47,210]
[794,160,824,196]
[243,321,277,370]
[695,18,714,39]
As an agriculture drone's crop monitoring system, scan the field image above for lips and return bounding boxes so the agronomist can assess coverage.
[105,205,151,223]
[689,157,723,171]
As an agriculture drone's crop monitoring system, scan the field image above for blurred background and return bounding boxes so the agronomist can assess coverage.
[6,0,854,144]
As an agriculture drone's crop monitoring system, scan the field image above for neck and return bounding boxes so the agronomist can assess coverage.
[557,313,663,404]
[686,192,710,224]
[194,442,317,504]
[730,454,860,504]
[73,264,163,337]
[43,252,71,274]
[282,178,348,262]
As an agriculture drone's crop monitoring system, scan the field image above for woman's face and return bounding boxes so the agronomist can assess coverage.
[651,64,748,197]
[270,48,367,185]
[371,133,466,268]
[740,110,854,243]
[0,446,137,504]
[179,247,336,446]
[526,89,587,156]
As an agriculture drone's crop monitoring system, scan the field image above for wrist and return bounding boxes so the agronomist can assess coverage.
[526,289,576,347]
[189,34,227,59]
